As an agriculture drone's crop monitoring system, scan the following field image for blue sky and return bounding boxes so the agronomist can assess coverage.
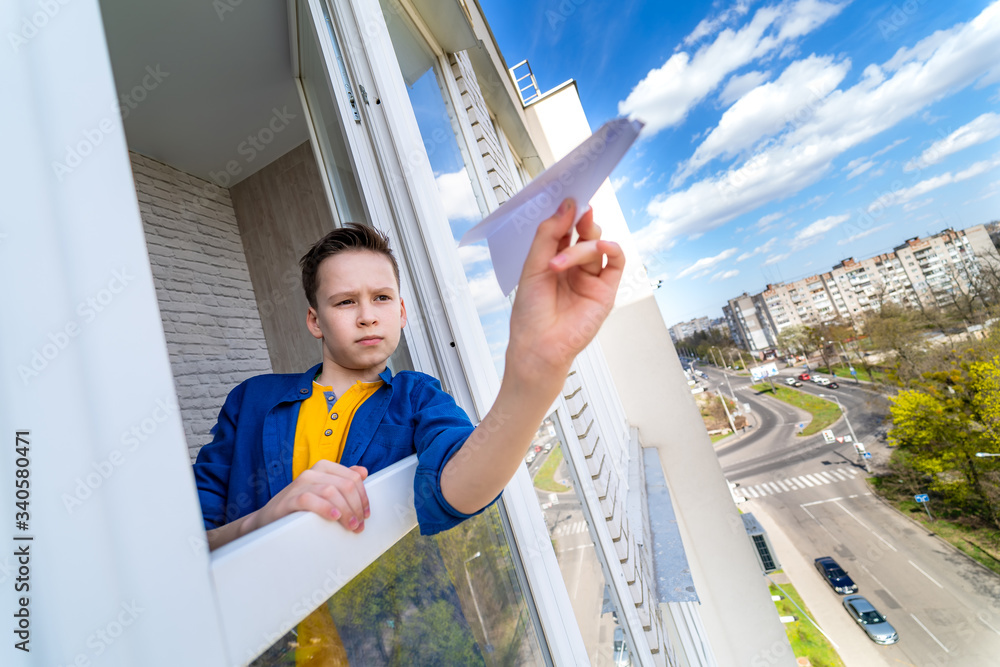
[478,0,1000,327]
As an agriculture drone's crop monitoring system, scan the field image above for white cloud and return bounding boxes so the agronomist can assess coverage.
[737,237,777,261]
[635,2,1000,254]
[791,213,850,249]
[902,197,934,212]
[763,252,791,265]
[434,171,481,221]
[904,112,1000,171]
[755,211,784,230]
[457,243,491,268]
[869,155,1000,210]
[619,0,845,136]
[612,176,630,191]
[837,223,891,245]
[466,270,509,315]
[676,247,738,279]
[633,174,651,188]
[710,269,741,282]
[675,54,850,185]
[846,159,875,179]
[718,70,770,106]
[682,0,753,47]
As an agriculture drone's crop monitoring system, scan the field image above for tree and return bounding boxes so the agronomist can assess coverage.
[776,325,808,360]
[887,348,1000,531]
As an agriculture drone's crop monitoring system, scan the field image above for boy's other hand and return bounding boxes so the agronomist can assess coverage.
[248,460,370,535]
[506,198,624,383]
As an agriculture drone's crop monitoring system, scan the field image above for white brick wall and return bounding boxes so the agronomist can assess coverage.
[129,152,273,460]
[449,51,516,204]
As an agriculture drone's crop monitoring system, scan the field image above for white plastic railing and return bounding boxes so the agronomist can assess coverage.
[210,455,419,666]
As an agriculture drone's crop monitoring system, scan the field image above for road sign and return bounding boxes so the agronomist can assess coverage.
[862,452,872,459]
[822,429,835,444]
[798,422,805,431]
[849,366,857,376]
[743,403,751,413]
[914,493,930,503]
[844,434,853,442]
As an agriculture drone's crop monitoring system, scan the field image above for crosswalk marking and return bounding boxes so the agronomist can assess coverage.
[553,520,589,537]
[735,468,865,498]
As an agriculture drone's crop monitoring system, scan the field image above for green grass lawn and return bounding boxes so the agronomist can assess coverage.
[750,384,841,436]
[533,445,571,493]
[709,431,732,443]
[815,363,888,384]
[769,582,845,667]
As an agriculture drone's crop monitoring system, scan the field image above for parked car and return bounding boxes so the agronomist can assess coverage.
[785,378,803,387]
[798,372,811,381]
[813,377,831,386]
[543,440,554,452]
[843,595,899,644]
[814,557,858,594]
[525,451,536,464]
[827,381,840,389]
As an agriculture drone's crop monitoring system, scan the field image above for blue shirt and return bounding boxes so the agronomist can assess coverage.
[193,363,493,535]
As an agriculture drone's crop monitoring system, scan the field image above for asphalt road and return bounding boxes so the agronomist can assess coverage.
[697,363,1000,667]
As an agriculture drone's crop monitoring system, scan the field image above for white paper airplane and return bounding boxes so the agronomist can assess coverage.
[459,117,644,295]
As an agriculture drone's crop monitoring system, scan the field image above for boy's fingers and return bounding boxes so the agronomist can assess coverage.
[549,239,613,274]
[521,199,576,277]
[576,208,600,241]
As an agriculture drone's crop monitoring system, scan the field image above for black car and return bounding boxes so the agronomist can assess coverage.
[828,381,840,389]
[815,557,858,594]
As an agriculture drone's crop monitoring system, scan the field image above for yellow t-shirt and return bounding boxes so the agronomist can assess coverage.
[292,379,383,478]
[292,378,382,667]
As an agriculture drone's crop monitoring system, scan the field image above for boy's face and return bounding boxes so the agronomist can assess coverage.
[306,250,406,375]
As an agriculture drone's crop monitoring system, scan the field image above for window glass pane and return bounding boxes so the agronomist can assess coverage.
[298,1,414,373]
[249,505,546,666]
[378,0,513,377]
[531,411,621,665]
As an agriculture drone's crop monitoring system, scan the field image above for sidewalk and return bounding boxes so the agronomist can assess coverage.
[751,502,892,667]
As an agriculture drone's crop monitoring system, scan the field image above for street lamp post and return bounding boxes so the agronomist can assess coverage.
[836,340,859,384]
[463,552,491,654]
[718,384,738,436]
[820,393,868,472]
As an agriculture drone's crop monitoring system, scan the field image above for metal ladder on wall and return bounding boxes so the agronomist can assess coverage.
[509,60,542,105]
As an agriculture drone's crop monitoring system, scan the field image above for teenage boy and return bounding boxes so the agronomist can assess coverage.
[195,199,623,550]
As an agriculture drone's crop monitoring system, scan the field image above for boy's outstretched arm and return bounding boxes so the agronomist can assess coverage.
[441,198,625,514]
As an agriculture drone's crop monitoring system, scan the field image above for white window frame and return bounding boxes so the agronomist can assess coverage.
[322,0,590,661]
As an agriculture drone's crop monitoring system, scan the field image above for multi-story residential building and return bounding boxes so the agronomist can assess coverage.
[668,316,712,343]
[723,293,771,351]
[8,1,793,666]
[726,225,1000,352]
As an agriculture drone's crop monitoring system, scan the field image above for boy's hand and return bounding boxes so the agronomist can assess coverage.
[247,461,370,535]
[506,198,625,382]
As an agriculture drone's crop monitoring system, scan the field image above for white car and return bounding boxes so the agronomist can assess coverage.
[525,451,537,464]
[785,377,803,387]
[813,377,831,386]
[543,440,554,452]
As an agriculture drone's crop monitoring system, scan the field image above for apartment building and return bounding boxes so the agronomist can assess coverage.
[726,225,1000,352]
[5,1,792,665]
[722,293,771,351]
[668,316,712,343]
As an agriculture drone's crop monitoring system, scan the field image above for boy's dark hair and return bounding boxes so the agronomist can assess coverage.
[300,223,400,308]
